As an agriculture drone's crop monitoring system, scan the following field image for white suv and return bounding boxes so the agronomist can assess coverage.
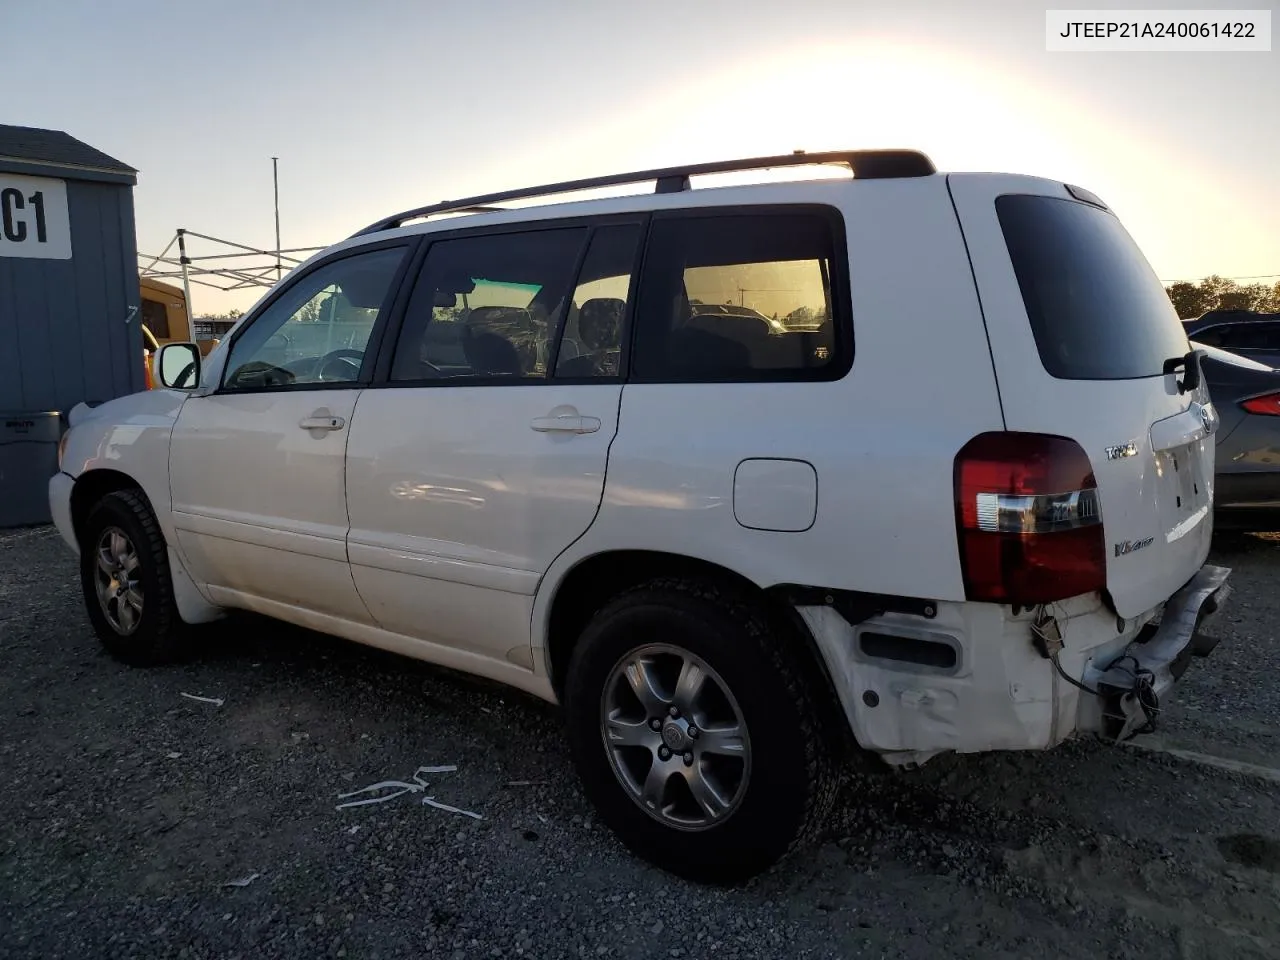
[49,150,1232,881]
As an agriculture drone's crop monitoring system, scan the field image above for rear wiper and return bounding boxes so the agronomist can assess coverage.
[1163,348,1206,394]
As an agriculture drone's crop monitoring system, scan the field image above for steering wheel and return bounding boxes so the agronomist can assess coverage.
[316,348,365,382]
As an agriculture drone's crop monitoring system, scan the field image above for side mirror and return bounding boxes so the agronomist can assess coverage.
[155,342,202,390]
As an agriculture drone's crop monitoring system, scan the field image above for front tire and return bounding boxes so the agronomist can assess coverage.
[79,489,185,666]
[564,578,834,883]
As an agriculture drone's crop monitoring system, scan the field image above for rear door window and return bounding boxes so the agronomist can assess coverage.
[996,194,1189,380]
[554,224,643,379]
[631,211,849,382]
[389,228,588,381]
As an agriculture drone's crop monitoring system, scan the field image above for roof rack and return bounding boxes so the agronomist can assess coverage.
[351,148,935,237]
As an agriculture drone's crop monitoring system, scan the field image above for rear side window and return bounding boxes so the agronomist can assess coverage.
[632,211,848,382]
[1190,326,1225,348]
[1214,322,1280,354]
[997,195,1188,380]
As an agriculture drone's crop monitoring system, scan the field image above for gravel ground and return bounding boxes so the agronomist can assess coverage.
[1,525,1278,960]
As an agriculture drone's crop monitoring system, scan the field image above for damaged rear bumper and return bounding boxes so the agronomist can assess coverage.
[1082,563,1232,741]
[797,563,1232,767]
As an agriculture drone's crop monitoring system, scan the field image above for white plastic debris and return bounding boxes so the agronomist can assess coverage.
[335,765,455,810]
[423,797,484,820]
[180,692,224,707]
[223,873,260,888]
[165,752,182,760]
[335,779,424,810]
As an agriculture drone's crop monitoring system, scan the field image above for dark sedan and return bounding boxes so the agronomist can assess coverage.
[1185,310,1280,366]
[1196,341,1280,530]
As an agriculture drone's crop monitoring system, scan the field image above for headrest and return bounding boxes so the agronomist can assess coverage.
[461,327,521,376]
[578,298,625,350]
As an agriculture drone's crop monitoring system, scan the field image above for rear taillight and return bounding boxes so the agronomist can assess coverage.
[144,350,153,390]
[954,432,1106,605]
[1241,392,1280,416]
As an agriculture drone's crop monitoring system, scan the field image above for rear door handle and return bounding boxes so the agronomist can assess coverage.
[299,414,346,432]
[530,414,601,434]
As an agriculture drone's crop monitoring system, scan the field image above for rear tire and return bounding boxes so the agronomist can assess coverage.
[79,489,186,666]
[564,578,834,883]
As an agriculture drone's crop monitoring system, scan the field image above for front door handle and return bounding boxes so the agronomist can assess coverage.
[299,413,346,432]
[530,413,601,435]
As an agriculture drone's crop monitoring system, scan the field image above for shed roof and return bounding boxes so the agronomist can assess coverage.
[0,124,136,180]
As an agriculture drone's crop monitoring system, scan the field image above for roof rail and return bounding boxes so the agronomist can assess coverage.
[351,148,935,237]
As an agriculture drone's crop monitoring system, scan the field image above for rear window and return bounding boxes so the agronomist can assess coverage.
[996,194,1189,380]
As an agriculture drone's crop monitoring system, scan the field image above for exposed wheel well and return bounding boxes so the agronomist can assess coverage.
[70,470,148,544]
[544,550,852,754]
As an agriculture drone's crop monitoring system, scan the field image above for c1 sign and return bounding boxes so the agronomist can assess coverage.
[0,173,71,260]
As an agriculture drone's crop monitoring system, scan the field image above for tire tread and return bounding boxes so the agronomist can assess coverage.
[82,488,184,665]
[565,574,837,879]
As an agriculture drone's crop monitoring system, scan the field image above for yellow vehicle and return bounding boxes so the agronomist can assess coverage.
[138,276,220,388]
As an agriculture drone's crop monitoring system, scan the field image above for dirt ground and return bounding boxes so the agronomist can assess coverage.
[1,525,1278,959]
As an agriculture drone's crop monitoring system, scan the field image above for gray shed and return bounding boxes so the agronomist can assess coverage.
[0,124,142,526]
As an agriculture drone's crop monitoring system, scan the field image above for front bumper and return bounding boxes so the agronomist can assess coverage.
[48,471,77,554]
[1082,563,1231,740]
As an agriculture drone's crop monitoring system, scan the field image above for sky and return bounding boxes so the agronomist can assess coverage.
[6,0,1278,315]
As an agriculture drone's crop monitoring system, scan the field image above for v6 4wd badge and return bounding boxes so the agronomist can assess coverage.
[1114,537,1154,557]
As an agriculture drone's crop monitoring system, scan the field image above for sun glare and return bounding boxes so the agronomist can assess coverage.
[321,38,1273,289]
[497,39,1271,283]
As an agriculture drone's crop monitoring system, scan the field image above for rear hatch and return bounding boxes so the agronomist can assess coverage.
[949,175,1215,619]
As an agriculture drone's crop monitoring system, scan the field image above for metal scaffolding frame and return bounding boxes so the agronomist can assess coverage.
[138,228,325,319]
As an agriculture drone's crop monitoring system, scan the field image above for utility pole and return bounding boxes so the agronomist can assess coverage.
[272,156,282,283]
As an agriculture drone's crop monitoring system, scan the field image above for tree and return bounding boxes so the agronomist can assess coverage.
[1243,282,1280,313]
[1166,282,1213,319]
[1165,276,1280,318]
[1198,274,1236,306]
[1218,283,1267,312]
[198,307,246,322]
